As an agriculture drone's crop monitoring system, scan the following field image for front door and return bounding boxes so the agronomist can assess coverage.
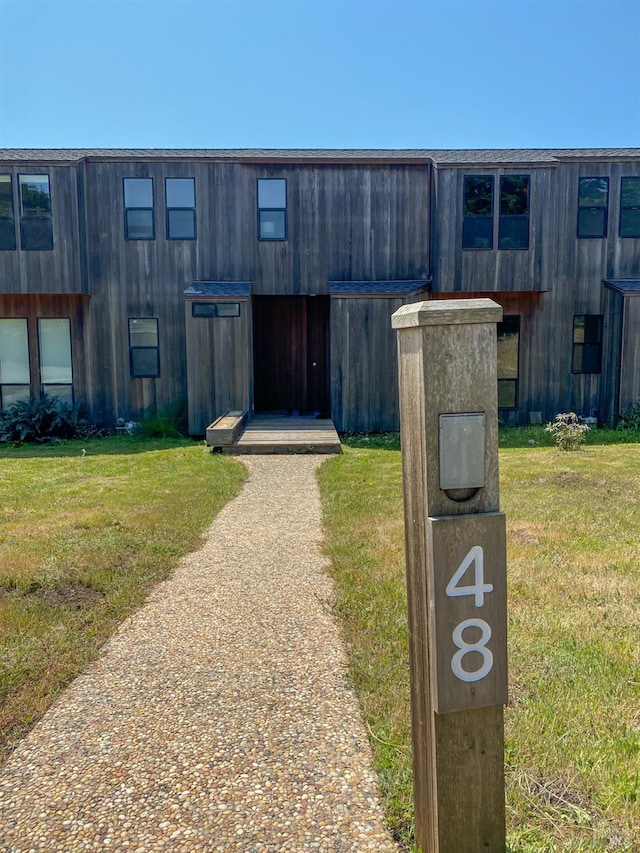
[253,295,330,414]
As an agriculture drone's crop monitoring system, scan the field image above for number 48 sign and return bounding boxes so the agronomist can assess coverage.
[427,512,508,714]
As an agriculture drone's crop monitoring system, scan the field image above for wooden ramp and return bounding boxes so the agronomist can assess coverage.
[223,414,341,455]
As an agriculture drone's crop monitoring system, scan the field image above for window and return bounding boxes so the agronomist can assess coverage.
[166,178,196,239]
[572,314,602,373]
[497,316,520,408]
[620,177,640,238]
[129,318,159,377]
[462,176,494,249]
[578,177,609,238]
[0,175,16,250]
[18,174,53,250]
[498,176,529,249]
[257,178,287,240]
[192,302,241,318]
[38,318,73,403]
[0,319,30,409]
[124,178,154,240]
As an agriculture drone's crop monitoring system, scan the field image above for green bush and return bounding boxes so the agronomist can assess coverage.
[544,412,590,451]
[0,395,96,444]
[136,400,188,439]
[617,401,640,432]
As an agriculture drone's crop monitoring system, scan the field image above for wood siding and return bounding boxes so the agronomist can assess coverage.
[619,295,640,415]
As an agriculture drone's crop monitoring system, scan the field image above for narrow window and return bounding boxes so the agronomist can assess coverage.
[497,315,520,408]
[18,174,53,250]
[192,302,241,318]
[166,178,196,240]
[124,178,154,240]
[129,318,159,377]
[38,318,73,403]
[620,177,640,238]
[578,177,609,238]
[0,175,16,250]
[257,178,287,240]
[498,175,529,250]
[462,176,494,249]
[572,314,603,373]
[0,318,31,409]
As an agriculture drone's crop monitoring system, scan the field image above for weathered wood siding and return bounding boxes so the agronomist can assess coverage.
[184,299,252,435]
[619,295,640,415]
[599,286,623,426]
[0,164,85,294]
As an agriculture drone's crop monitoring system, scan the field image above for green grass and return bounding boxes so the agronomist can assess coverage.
[318,435,640,852]
[0,436,247,760]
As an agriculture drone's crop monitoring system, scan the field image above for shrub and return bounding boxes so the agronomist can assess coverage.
[617,401,640,432]
[0,395,96,444]
[136,400,188,439]
[544,412,590,451]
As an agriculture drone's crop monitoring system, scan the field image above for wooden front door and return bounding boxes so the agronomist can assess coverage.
[253,296,330,414]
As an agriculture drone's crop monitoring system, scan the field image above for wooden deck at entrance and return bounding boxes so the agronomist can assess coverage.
[223,415,341,455]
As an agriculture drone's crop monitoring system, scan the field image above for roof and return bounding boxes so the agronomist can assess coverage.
[1,148,639,167]
[184,281,253,298]
[603,279,640,294]
[329,280,431,296]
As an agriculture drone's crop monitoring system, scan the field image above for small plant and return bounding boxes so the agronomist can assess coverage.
[544,412,590,451]
[617,401,640,432]
[0,395,96,444]
[136,400,188,439]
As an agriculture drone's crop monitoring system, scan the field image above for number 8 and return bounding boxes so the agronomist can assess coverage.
[451,618,493,682]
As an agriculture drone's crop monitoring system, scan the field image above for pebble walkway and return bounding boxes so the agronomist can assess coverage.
[0,456,400,852]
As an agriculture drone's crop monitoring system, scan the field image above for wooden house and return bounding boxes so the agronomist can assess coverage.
[0,148,638,433]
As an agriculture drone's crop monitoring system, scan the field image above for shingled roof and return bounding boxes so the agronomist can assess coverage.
[1,148,639,166]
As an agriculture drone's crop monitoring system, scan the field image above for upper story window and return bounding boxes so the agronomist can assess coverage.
[18,174,53,250]
[498,175,529,250]
[462,176,494,249]
[572,314,603,373]
[129,318,160,377]
[166,178,196,240]
[620,177,640,238]
[124,178,154,240]
[257,178,287,240]
[0,175,16,251]
[577,177,609,238]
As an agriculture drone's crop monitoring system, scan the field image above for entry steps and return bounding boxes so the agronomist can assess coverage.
[206,412,341,455]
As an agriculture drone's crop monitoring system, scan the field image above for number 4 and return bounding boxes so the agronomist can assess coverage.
[445,545,493,607]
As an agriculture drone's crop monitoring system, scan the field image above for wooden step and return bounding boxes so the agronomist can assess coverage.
[223,416,341,455]
[205,410,248,447]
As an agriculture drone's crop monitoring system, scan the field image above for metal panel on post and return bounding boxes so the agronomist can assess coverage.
[392,298,507,853]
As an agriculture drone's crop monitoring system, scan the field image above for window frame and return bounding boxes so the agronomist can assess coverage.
[497,314,521,409]
[498,175,530,251]
[577,176,609,239]
[619,177,640,238]
[37,317,74,404]
[0,317,31,409]
[165,177,196,240]
[18,173,53,251]
[191,302,241,318]
[128,317,160,378]
[571,314,603,374]
[257,178,287,241]
[123,178,155,241]
[462,175,494,250]
[0,175,16,251]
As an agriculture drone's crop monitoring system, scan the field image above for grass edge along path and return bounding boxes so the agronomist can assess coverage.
[317,433,640,853]
[0,437,247,762]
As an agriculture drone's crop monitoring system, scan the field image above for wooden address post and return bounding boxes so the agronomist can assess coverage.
[391,298,507,853]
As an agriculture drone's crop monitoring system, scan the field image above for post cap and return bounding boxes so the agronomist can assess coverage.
[391,298,503,329]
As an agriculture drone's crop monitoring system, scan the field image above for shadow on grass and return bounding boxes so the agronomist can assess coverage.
[0,435,206,459]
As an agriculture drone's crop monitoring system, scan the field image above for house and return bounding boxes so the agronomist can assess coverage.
[0,148,638,434]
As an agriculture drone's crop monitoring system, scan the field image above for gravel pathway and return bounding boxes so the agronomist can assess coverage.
[0,456,399,852]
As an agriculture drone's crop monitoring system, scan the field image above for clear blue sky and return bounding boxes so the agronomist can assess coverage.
[0,0,638,150]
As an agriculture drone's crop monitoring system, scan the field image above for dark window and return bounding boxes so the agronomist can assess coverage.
[620,177,640,238]
[499,176,529,249]
[18,174,53,250]
[0,175,16,250]
[124,178,154,240]
[258,178,287,240]
[0,318,31,409]
[129,318,159,377]
[462,176,494,249]
[497,315,520,408]
[578,177,609,238]
[166,178,196,239]
[572,314,603,373]
[192,302,241,318]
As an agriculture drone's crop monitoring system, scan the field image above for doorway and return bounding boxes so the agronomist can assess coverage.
[252,295,330,415]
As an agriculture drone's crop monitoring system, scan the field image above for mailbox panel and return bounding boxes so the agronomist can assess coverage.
[439,413,486,490]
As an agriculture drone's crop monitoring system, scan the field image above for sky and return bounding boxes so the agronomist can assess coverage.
[0,0,638,151]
